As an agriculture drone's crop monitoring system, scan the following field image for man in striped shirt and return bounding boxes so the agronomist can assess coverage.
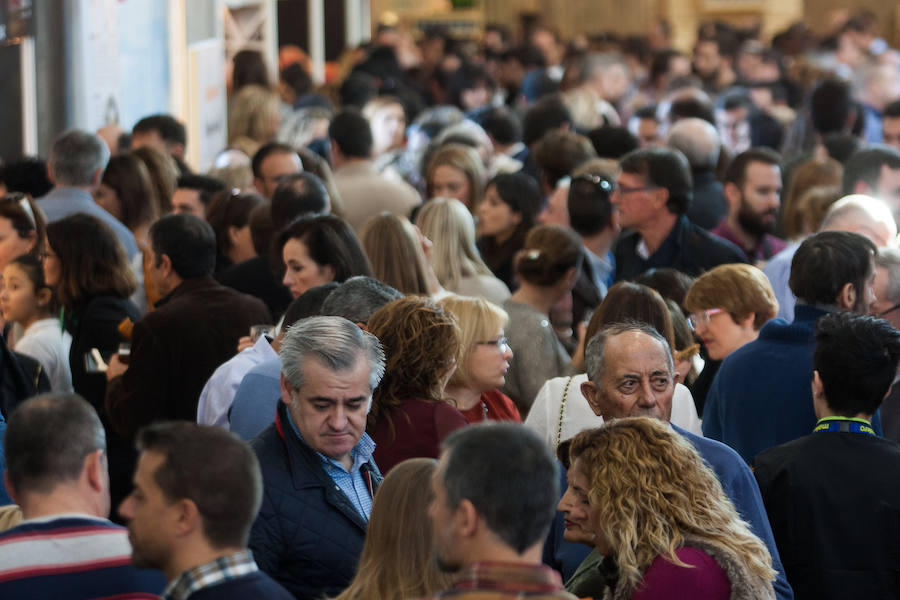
[0,393,166,599]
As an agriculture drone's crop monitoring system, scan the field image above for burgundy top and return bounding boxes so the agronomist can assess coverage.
[710,220,787,262]
[370,398,468,474]
[631,546,731,600]
[459,389,522,424]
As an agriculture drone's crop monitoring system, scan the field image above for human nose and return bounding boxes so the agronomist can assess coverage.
[118,494,133,521]
[636,380,658,407]
[503,345,513,360]
[282,270,292,287]
[557,488,574,513]
[327,404,349,430]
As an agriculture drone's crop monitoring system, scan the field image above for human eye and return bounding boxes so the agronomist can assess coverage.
[619,379,637,393]
[652,376,670,390]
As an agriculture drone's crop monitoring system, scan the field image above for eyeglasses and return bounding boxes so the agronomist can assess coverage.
[476,337,509,351]
[688,308,724,330]
[877,303,900,318]
[613,184,660,196]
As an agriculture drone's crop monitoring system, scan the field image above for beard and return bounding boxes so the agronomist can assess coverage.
[736,201,777,237]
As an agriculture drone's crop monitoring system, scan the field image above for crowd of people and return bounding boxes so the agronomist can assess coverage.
[1,9,900,600]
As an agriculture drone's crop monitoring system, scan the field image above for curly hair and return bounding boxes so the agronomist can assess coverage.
[568,418,775,595]
[366,296,460,437]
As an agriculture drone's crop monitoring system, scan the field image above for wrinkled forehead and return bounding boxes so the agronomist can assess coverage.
[604,331,673,375]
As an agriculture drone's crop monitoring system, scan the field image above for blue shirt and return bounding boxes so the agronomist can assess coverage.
[284,406,376,520]
[37,187,139,259]
[199,336,278,428]
[229,357,281,440]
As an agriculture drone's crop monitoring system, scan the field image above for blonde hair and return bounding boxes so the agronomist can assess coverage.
[330,458,453,600]
[415,197,493,291]
[361,213,431,295]
[426,143,486,209]
[438,295,509,391]
[569,418,776,594]
[228,84,281,147]
[684,263,778,330]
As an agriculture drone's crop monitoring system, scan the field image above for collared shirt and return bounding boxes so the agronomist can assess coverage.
[197,335,278,427]
[285,408,376,520]
[162,549,258,600]
[583,246,614,297]
[421,561,576,599]
[36,187,139,259]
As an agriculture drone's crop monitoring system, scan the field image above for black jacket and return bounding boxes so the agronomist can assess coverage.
[754,431,900,598]
[249,401,382,599]
[106,276,271,439]
[614,215,748,282]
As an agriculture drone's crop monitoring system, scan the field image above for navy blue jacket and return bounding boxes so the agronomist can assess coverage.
[614,214,748,282]
[703,305,882,463]
[249,401,382,600]
[187,571,293,599]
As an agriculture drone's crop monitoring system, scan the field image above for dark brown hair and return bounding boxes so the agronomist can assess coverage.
[46,214,137,309]
[514,224,582,287]
[586,282,675,348]
[0,193,45,259]
[101,153,160,230]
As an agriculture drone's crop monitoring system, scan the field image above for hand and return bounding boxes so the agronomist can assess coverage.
[236,336,253,353]
[106,354,129,380]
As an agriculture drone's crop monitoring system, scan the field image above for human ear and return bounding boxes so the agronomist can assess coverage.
[581,381,603,416]
[836,282,856,310]
[36,287,52,308]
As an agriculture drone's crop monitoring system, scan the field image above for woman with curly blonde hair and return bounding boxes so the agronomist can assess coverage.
[330,458,453,600]
[561,417,776,600]
[366,296,468,474]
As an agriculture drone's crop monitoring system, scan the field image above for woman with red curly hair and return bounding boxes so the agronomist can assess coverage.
[366,295,468,474]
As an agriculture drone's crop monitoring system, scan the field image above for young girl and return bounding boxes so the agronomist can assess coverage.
[0,254,72,391]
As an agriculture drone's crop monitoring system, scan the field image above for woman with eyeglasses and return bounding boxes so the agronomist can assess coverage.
[684,264,778,362]
[438,295,520,424]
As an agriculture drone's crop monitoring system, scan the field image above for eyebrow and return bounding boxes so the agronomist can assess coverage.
[309,396,368,404]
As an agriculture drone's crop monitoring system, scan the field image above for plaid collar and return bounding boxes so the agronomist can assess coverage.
[162,550,257,600]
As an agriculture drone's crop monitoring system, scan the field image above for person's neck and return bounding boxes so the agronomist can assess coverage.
[510,282,560,316]
[19,488,103,521]
[444,384,483,411]
[636,211,678,256]
[133,223,151,249]
[725,214,760,253]
[58,184,94,195]
[19,310,50,332]
[335,156,369,170]
[165,543,246,583]
[464,540,543,568]
[583,228,615,258]
[816,407,873,422]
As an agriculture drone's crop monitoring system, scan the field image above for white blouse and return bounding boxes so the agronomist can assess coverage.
[525,373,702,448]
[14,318,73,392]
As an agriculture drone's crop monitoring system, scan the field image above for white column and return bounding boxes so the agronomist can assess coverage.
[345,0,361,48]
[308,0,325,84]
[360,0,371,43]
[20,37,37,154]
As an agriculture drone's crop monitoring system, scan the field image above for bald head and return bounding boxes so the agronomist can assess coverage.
[666,117,720,171]
[820,194,897,248]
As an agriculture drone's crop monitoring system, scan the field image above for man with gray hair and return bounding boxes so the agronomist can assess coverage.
[667,117,726,230]
[872,247,900,442]
[36,130,138,259]
[763,194,897,321]
[574,322,793,599]
[248,316,386,599]
[228,277,401,440]
[0,393,165,597]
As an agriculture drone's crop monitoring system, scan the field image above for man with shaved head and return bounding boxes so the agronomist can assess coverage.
[667,117,725,229]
